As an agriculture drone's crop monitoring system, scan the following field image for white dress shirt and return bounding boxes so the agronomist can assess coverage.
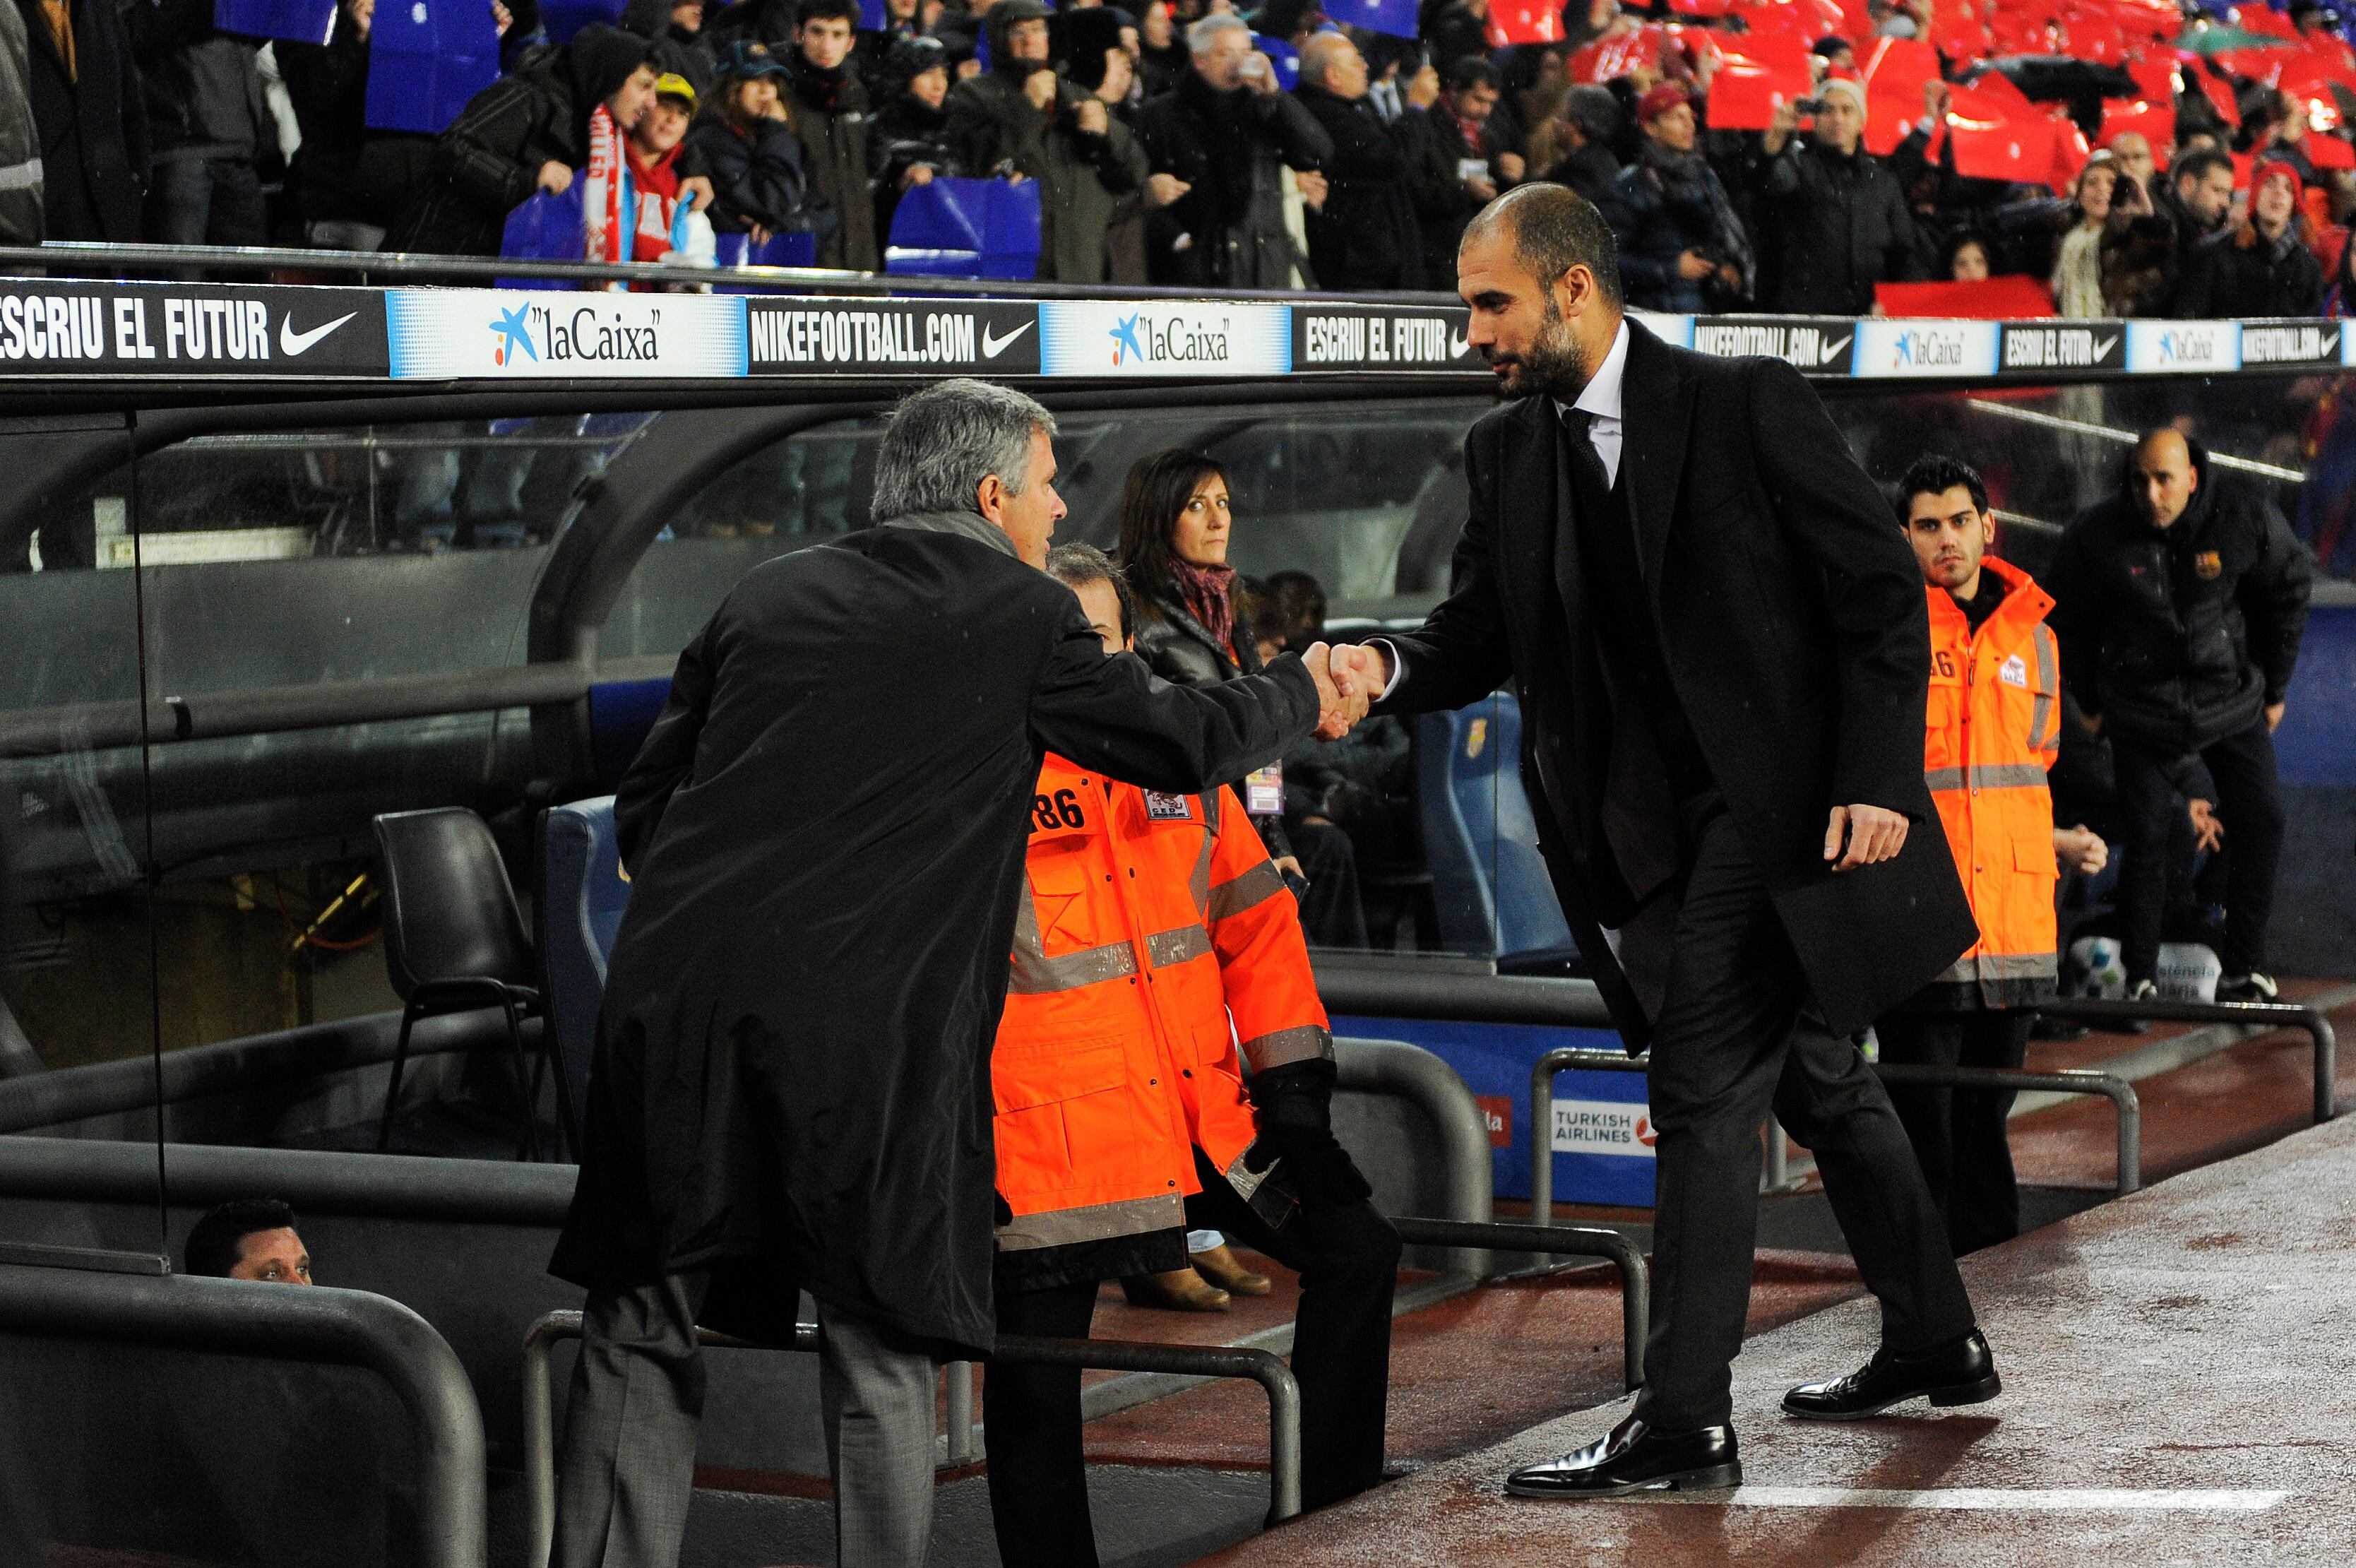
[1374,319,1633,699]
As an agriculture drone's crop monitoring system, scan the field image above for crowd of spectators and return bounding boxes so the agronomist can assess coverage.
[8,0,2355,311]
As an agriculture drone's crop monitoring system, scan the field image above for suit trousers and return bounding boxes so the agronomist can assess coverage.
[986,1153,1402,1567]
[2113,720,2283,982]
[1875,1009,2033,1257]
[554,1276,940,1568]
[1633,803,1979,1431]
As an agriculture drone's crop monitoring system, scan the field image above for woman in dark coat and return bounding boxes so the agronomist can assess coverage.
[685,41,837,243]
[1119,448,1368,951]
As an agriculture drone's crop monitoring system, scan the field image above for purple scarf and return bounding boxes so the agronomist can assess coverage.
[1170,558,1239,664]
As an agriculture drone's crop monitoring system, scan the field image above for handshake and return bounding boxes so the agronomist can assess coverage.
[1297,643,1391,741]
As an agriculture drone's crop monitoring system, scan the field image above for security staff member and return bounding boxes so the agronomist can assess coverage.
[2045,427,2311,1005]
[1881,456,2108,1256]
[984,545,1400,1567]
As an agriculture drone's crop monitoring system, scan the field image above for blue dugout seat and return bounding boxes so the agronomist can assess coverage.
[1415,694,1581,972]
[542,796,631,1120]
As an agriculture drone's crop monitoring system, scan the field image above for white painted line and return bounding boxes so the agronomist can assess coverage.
[1624,1487,2288,1512]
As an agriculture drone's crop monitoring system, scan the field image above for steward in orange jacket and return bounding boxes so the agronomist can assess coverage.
[984,547,1400,1567]
[1879,458,2107,1258]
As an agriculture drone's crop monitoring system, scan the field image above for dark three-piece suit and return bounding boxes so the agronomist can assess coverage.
[1376,319,1984,1428]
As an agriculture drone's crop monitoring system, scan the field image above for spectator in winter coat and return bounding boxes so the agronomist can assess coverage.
[388,23,660,257]
[16,0,150,242]
[687,39,836,244]
[2175,158,2327,319]
[1423,0,1490,78]
[1063,6,1150,281]
[1532,83,1618,201]
[0,0,43,242]
[2153,145,2235,307]
[1756,76,1923,314]
[621,0,719,97]
[1134,0,1186,98]
[943,0,1146,282]
[866,33,954,244]
[1405,57,1522,292]
[1595,82,1751,312]
[127,0,276,247]
[1133,13,1332,287]
[850,0,923,99]
[1293,30,1421,290]
[771,0,876,268]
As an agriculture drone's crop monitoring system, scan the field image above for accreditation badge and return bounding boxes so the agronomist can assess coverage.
[1244,763,1283,815]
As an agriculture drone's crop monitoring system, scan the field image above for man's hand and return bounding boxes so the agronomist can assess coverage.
[1823,804,1908,871]
[2189,798,2225,853]
[2082,712,2103,737]
[1763,95,1799,154]
[1245,52,1281,94]
[1677,249,1714,280]
[2054,824,2108,877]
[490,0,511,35]
[1295,167,1328,209]
[1496,150,1525,182]
[1330,642,1392,702]
[538,161,575,195]
[681,174,713,211]
[346,0,374,40]
[2266,701,2285,732]
[1024,67,1059,111]
[1302,641,1370,740]
[901,162,935,189]
[1073,97,1109,135]
[1466,174,1498,201]
[1272,854,1305,881]
[1148,172,1191,206]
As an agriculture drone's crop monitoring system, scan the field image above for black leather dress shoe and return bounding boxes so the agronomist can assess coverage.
[1783,1328,2001,1420]
[1504,1414,1741,1499]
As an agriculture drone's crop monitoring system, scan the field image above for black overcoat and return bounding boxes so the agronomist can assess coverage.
[1376,320,1977,1048]
[549,516,1318,1355]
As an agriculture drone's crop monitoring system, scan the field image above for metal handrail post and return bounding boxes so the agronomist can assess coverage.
[0,1267,486,1568]
[1528,1046,1646,1227]
[1874,1064,2142,1196]
[1390,1218,1647,1392]
[944,1360,978,1466]
[523,1314,1309,1564]
[2039,996,2339,1124]
[1333,1037,1493,1278]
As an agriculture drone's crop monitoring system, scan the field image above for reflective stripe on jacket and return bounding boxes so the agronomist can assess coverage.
[992,754,1331,1255]
[1924,558,2061,1006]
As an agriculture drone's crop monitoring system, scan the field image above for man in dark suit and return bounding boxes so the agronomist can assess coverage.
[1338,184,1998,1497]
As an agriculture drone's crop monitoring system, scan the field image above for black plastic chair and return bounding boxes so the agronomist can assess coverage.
[372,807,580,1161]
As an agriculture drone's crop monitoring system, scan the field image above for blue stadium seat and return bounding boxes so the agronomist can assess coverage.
[1415,694,1580,970]
[588,676,673,792]
[543,796,631,1121]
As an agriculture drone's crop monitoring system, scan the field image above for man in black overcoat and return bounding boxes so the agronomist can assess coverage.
[1338,185,1998,1497]
[547,378,1359,1567]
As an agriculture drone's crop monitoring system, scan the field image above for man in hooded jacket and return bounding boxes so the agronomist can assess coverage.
[388,23,660,257]
[943,0,1147,283]
[547,378,1361,1568]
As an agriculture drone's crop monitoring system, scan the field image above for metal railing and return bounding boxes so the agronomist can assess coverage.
[0,1265,485,1568]
[1391,1216,1647,1391]
[520,1309,1303,1568]
[1333,1035,1494,1278]
[1,240,1463,306]
[2038,996,2338,1124]
[1529,1045,2145,1213]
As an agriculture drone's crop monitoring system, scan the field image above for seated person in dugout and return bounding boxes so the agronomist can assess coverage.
[183,1199,316,1285]
[1879,456,2107,1257]
[984,544,1403,1566]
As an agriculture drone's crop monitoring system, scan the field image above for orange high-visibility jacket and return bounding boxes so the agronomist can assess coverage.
[1923,557,2062,1007]
[991,754,1332,1257]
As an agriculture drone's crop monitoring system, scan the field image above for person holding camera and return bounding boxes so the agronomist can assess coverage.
[1757,76,1924,314]
[1595,83,1751,313]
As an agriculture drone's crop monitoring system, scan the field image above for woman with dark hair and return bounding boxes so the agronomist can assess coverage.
[1118,448,1371,948]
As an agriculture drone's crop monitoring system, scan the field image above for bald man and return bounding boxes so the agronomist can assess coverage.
[1294,29,1423,290]
[2105,132,2153,193]
[2047,427,2313,1004]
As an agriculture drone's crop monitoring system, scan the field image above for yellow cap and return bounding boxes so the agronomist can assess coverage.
[653,73,697,109]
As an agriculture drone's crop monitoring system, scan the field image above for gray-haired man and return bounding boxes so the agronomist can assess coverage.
[549,378,1365,1568]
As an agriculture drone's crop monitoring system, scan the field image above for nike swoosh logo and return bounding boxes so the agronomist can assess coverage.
[2093,335,2119,359]
[982,320,1033,358]
[280,311,356,357]
[1820,333,1853,364]
[1449,331,1470,357]
[2325,331,2342,355]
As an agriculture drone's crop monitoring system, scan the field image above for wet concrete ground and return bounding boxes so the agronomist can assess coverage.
[1194,1107,2356,1565]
